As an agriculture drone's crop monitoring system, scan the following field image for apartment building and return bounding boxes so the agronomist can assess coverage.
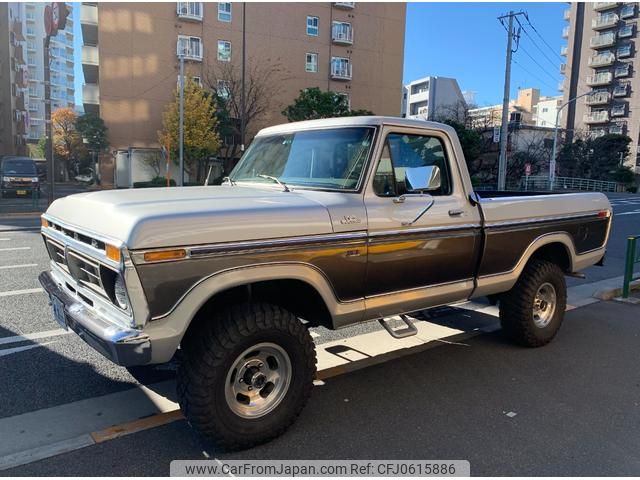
[400,76,467,121]
[561,2,640,170]
[80,1,406,179]
[468,87,541,128]
[532,95,563,128]
[0,3,75,156]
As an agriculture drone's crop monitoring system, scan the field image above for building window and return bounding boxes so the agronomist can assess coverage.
[218,2,231,22]
[542,107,549,113]
[330,57,352,79]
[306,16,319,36]
[177,76,202,88]
[217,79,230,99]
[177,2,203,20]
[177,35,203,61]
[217,40,231,62]
[615,63,631,77]
[305,52,318,72]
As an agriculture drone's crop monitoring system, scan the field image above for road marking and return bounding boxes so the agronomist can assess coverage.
[0,288,44,297]
[0,238,10,241]
[0,263,38,270]
[0,342,55,358]
[0,329,70,346]
[615,210,640,216]
[0,247,30,252]
[0,435,94,471]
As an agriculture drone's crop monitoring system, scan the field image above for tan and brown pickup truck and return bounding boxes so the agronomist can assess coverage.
[39,117,612,450]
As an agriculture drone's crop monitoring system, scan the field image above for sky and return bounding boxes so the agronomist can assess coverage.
[72,2,567,109]
[403,2,567,106]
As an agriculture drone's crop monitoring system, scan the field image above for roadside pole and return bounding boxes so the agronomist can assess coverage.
[178,54,185,187]
[240,3,246,152]
[497,11,526,191]
[44,35,54,205]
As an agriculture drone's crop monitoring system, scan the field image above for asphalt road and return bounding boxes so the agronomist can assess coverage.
[0,191,639,475]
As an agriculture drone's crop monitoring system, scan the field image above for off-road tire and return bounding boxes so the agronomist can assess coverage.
[177,303,316,451]
[499,259,567,347]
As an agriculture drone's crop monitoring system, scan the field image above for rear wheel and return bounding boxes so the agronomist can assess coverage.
[177,303,316,451]
[499,259,567,347]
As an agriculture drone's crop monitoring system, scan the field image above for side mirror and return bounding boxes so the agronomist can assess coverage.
[405,165,441,193]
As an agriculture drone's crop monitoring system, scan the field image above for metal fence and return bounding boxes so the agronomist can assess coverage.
[521,176,620,192]
[623,235,640,298]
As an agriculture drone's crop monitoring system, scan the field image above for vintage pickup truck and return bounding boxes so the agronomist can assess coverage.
[39,117,611,449]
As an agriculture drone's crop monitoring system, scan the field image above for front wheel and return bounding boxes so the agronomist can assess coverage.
[499,259,567,347]
[177,303,316,451]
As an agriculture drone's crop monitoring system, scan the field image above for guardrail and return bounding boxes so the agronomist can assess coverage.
[623,236,640,298]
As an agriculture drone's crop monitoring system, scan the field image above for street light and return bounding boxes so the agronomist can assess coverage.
[550,91,591,190]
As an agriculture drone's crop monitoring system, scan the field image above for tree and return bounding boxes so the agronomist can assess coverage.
[52,107,85,180]
[75,113,108,152]
[206,58,285,174]
[557,134,632,181]
[282,87,374,122]
[158,77,221,183]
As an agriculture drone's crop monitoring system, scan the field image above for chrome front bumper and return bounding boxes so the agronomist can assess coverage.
[39,271,152,366]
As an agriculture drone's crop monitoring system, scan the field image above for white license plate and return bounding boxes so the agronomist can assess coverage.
[16,190,27,195]
[50,295,67,330]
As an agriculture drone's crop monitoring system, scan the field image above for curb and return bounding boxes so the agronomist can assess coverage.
[0,212,43,219]
[593,280,640,301]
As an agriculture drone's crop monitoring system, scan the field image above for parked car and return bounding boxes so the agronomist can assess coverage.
[38,117,612,450]
[1,156,40,198]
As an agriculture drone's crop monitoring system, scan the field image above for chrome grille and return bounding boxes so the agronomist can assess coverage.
[46,220,106,252]
[45,239,68,272]
[66,251,104,294]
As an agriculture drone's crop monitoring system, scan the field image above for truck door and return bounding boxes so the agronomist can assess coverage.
[363,126,482,317]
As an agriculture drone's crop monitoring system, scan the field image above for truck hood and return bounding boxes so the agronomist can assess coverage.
[45,185,334,249]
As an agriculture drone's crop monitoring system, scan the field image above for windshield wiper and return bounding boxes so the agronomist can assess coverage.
[257,174,290,192]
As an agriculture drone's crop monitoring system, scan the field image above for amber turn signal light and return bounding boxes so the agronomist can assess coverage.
[143,249,187,263]
[105,244,122,263]
[41,217,49,228]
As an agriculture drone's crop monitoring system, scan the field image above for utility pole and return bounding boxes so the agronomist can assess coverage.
[178,53,184,186]
[497,11,526,191]
[240,2,246,152]
[44,35,54,204]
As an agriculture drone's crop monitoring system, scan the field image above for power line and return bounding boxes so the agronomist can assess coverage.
[512,57,558,92]
[518,22,562,72]
[523,12,565,63]
[516,44,561,85]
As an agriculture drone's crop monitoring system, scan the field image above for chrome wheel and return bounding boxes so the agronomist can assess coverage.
[224,342,292,419]
[533,282,557,328]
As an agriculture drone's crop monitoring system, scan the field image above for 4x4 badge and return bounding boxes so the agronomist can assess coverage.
[340,215,361,225]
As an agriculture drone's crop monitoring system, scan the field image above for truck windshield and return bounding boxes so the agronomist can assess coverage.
[230,127,375,190]
[2,159,36,175]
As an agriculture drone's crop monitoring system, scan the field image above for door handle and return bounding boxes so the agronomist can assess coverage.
[448,209,464,217]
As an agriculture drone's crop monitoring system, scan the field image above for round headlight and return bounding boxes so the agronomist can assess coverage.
[114,275,129,310]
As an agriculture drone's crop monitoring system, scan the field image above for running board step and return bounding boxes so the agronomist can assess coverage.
[378,315,418,339]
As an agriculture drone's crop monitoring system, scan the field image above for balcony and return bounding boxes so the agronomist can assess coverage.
[592,13,619,29]
[590,32,616,48]
[15,94,26,112]
[334,2,355,9]
[588,52,616,67]
[593,2,619,11]
[83,83,99,105]
[81,45,99,65]
[584,111,610,123]
[332,23,353,45]
[615,63,631,77]
[589,128,608,139]
[13,20,25,41]
[621,3,636,18]
[26,12,36,22]
[562,26,570,38]
[618,24,634,38]
[558,80,565,91]
[561,45,568,56]
[80,3,98,46]
[331,60,352,80]
[586,91,612,105]
[586,71,613,85]
[560,63,567,74]
[611,103,627,116]
[613,83,629,96]
[564,8,571,20]
[177,2,203,21]
[609,122,627,134]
